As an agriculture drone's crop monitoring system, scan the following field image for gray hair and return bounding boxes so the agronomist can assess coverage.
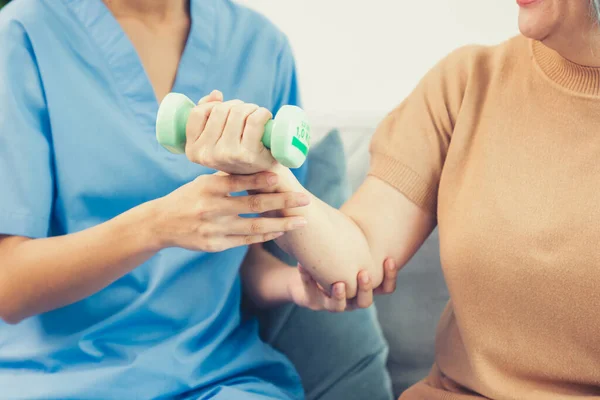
[593,0,600,24]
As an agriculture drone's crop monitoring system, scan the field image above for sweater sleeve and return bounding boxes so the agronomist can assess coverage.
[368,46,476,214]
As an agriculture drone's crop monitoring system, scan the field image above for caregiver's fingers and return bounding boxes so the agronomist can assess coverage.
[354,270,374,309]
[325,282,347,313]
[221,103,260,146]
[185,101,221,148]
[241,107,273,151]
[198,100,245,146]
[298,266,320,297]
[374,258,399,295]
[220,232,285,250]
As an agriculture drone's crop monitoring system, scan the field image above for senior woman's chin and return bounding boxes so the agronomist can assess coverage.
[517,0,556,40]
[518,0,598,41]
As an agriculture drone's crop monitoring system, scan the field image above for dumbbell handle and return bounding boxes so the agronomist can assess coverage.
[156,93,310,168]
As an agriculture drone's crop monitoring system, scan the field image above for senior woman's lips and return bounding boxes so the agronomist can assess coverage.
[516,0,540,6]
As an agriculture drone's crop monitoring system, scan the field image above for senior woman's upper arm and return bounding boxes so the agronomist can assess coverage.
[342,177,435,273]
[341,45,476,270]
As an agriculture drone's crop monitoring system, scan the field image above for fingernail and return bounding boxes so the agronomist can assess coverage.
[335,284,344,295]
[361,274,370,284]
[291,218,307,229]
[267,174,278,186]
[387,263,396,272]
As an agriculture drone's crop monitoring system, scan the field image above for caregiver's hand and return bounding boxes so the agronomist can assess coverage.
[151,171,310,252]
[0,171,309,324]
[184,90,277,175]
[288,258,399,312]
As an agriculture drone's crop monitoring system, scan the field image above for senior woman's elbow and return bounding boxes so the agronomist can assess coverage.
[340,262,378,299]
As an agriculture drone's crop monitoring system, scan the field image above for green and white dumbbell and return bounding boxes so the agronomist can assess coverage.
[156,93,311,168]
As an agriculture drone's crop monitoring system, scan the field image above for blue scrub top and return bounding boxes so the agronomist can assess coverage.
[0,0,307,399]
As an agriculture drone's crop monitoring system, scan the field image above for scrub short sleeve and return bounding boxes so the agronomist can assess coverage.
[0,21,54,238]
[272,36,307,185]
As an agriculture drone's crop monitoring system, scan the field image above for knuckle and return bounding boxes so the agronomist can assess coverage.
[215,147,244,165]
[257,107,273,119]
[223,176,239,193]
[244,235,258,245]
[252,173,265,187]
[186,148,204,165]
[190,148,213,167]
[230,151,248,164]
[194,202,209,218]
[184,146,196,161]
[190,105,210,121]
[246,109,268,127]
[284,193,297,209]
[249,221,263,234]
[236,151,255,166]
[214,148,229,163]
[199,226,214,238]
[213,103,230,115]
[229,104,247,119]
[248,195,263,212]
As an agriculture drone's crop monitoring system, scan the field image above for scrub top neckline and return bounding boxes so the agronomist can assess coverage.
[60,0,217,128]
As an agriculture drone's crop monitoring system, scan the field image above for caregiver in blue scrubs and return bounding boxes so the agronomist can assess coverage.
[0,0,397,399]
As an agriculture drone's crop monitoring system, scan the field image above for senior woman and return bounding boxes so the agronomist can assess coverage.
[187,0,600,398]
[0,0,397,399]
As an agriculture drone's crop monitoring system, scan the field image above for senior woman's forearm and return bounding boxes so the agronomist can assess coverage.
[270,167,382,298]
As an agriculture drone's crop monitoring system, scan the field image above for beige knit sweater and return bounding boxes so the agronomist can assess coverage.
[369,35,600,399]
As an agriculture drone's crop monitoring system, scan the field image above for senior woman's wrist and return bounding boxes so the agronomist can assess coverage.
[264,163,313,217]
[267,163,305,193]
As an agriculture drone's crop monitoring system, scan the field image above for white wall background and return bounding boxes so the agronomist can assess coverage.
[237,1,520,129]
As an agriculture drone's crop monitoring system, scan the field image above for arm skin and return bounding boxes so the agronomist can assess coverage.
[0,203,160,325]
[0,171,308,325]
[271,166,436,298]
[240,243,298,308]
[240,243,402,312]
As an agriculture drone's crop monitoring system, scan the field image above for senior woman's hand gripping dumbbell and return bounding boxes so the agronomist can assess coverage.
[156,92,311,172]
